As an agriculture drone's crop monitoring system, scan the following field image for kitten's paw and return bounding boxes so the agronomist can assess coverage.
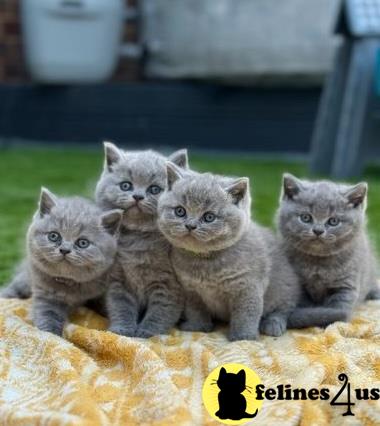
[109,324,136,337]
[260,316,286,337]
[179,319,213,333]
[0,289,16,299]
[0,284,31,299]
[135,328,160,338]
[0,287,28,299]
[228,328,258,342]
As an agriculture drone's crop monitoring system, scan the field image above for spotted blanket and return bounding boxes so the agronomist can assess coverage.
[0,298,379,425]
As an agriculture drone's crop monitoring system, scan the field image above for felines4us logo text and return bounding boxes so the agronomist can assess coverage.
[202,363,380,424]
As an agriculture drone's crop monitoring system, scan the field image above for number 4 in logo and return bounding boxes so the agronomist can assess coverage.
[330,374,355,416]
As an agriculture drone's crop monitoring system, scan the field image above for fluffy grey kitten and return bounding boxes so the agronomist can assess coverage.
[95,142,187,338]
[158,164,299,340]
[278,174,379,329]
[2,188,123,336]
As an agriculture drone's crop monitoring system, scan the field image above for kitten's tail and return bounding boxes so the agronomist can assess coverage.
[287,307,348,329]
[244,409,258,418]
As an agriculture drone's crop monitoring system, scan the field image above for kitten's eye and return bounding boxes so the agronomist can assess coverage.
[327,217,340,227]
[120,181,133,191]
[300,213,313,224]
[174,206,186,217]
[76,238,90,249]
[48,231,61,243]
[203,212,216,223]
[147,185,162,195]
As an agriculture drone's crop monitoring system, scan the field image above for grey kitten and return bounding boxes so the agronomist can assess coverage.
[95,142,187,338]
[278,174,379,329]
[158,164,277,341]
[3,188,123,336]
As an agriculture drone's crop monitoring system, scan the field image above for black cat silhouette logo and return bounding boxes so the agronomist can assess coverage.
[215,367,258,420]
[202,363,263,425]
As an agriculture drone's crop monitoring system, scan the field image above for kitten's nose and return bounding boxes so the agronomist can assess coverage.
[60,248,71,255]
[313,227,324,236]
[133,194,144,202]
[185,224,197,231]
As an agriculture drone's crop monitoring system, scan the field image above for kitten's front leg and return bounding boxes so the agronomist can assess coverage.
[228,285,263,341]
[179,291,213,332]
[107,281,139,337]
[32,296,69,336]
[135,281,183,338]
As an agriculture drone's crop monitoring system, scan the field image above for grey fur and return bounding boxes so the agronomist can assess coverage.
[0,260,32,299]
[95,142,186,338]
[159,164,300,339]
[4,188,122,336]
[278,174,379,329]
[259,228,301,337]
[159,164,285,341]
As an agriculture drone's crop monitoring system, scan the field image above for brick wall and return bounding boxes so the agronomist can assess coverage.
[0,0,141,83]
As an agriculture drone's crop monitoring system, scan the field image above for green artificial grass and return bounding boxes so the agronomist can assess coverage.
[0,146,379,285]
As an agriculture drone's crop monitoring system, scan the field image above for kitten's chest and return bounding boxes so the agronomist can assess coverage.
[174,252,230,288]
[33,274,106,306]
[119,232,169,264]
[295,256,350,302]
[172,251,239,320]
[117,232,172,294]
[200,285,229,320]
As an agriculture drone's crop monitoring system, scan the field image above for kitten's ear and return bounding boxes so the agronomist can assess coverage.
[282,173,302,200]
[237,369,246,382]
[103,141,123,172]
[168,149,189,169]
[225,178,249,204]
[101,209,123,235]
[343,182,368,208]
[166,161,184,190]
[39,187,58,217]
